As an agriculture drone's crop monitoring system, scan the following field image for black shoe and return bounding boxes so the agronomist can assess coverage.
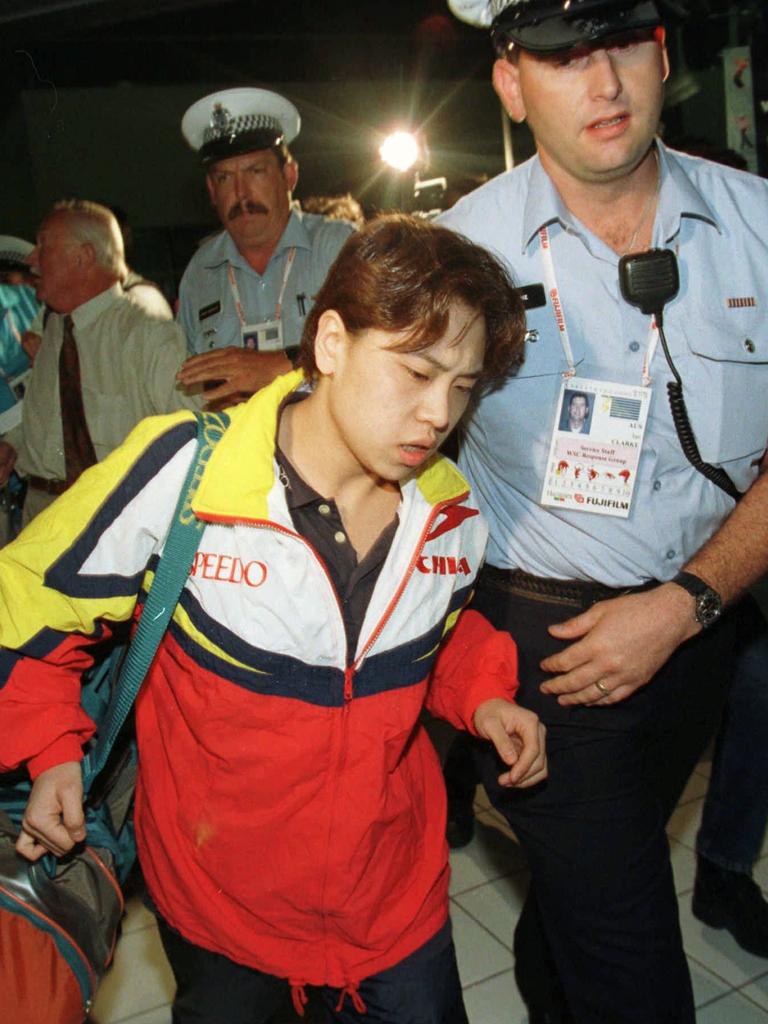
[693,856,768,957]
[445,801,475,849]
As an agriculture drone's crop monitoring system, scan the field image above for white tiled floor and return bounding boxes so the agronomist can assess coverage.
[92,752,768,1023]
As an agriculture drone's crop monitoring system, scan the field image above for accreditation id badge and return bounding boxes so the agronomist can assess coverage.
[242,318,283,352]
[540,376,651,518]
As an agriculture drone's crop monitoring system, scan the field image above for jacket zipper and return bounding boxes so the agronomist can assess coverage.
[348,493,470,682]
[198,494,469,963]
[195,493,470,701]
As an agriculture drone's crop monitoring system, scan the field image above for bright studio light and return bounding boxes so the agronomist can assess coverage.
[379,131,420,172]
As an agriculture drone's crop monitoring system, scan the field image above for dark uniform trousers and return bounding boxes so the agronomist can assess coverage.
[467,567,738,1024]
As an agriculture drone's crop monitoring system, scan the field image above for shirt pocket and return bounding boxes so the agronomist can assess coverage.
[194,307,229,351]
[680,312,768,491]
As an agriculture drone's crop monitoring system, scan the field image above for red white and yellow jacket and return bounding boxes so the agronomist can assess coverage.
[0,371,518,993]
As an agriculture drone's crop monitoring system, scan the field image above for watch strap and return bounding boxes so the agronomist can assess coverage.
[671,571,710,597]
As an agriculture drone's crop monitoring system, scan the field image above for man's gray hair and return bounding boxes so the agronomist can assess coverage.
[51,199,128,279]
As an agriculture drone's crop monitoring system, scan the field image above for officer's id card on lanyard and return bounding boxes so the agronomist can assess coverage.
[542,377,651,518]
[537,227,655,519]
[227,248,296,352]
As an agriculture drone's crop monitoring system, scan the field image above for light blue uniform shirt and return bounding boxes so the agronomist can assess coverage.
[0,283,38,379]
[178,209,354,355]
[440,143,768,585]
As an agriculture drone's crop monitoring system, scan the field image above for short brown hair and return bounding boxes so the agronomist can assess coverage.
[298,214,525,389]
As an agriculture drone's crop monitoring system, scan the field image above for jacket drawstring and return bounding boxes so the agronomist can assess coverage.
[289,981,309,1017]
[335,983,367,1015]
[290,980,367,1017]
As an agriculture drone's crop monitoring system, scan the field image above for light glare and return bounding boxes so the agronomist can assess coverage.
[379,131,420,172]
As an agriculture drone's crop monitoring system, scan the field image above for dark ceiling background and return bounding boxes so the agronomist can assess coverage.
[4,0,765,91]
[1,1,490,91]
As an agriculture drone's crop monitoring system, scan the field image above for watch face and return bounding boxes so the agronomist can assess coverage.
[696,591,722,627]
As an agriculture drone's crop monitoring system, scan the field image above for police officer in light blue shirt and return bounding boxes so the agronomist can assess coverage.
[0,236,38,387]
[449,145,767,583]
[0,236,40,542]
[439,1,768,1021]
[176,88,354,406]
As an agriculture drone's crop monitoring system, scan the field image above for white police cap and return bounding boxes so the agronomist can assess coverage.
[448,0,499,27]
[0,235,33,269]
[181,88,301,165]
[448,0,661,54]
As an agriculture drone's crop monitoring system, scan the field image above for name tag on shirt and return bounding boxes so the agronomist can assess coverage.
[198,300,221,322]
[242,319,283,352]
[540,376,651,519]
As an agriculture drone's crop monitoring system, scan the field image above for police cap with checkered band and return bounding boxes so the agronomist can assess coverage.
[181,88,301,166]
[448,0,662,56]
[0,235,33,273]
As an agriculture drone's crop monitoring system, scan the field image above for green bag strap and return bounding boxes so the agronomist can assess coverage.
[82,411,229,788]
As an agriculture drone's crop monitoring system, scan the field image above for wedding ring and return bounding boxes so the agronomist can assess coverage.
[595,679,611,697]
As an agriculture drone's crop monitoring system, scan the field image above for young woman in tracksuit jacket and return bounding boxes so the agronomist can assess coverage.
[0,216,546,1023]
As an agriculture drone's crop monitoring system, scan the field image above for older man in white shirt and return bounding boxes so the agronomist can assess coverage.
[0,200,197,524]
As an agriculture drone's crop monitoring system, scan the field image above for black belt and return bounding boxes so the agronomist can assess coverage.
[479,564,658,608]
[27,475,69,496]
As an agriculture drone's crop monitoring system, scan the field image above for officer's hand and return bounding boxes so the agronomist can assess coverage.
[473,698,547,788]
[539,584,700,706]
[17,762,85,862]
[177,347,293,406]
[0,441,17,487]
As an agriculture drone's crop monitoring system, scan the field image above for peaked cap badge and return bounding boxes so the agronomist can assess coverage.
[210,103,236,141]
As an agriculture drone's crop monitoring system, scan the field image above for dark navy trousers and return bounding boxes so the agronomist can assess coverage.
[466,568,738,1024]
[696,596,768,873]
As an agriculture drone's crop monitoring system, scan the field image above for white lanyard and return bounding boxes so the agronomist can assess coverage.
[538,225,658,387]
[226,247,297,328]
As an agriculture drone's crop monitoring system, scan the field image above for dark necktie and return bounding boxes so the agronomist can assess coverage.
[59,314,96,486]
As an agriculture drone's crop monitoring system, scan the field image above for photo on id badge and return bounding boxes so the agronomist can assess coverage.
[541,376,651,519]
[243,319,283,352]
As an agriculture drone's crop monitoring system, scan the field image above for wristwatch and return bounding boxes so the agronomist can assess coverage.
[670,571,723,630]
